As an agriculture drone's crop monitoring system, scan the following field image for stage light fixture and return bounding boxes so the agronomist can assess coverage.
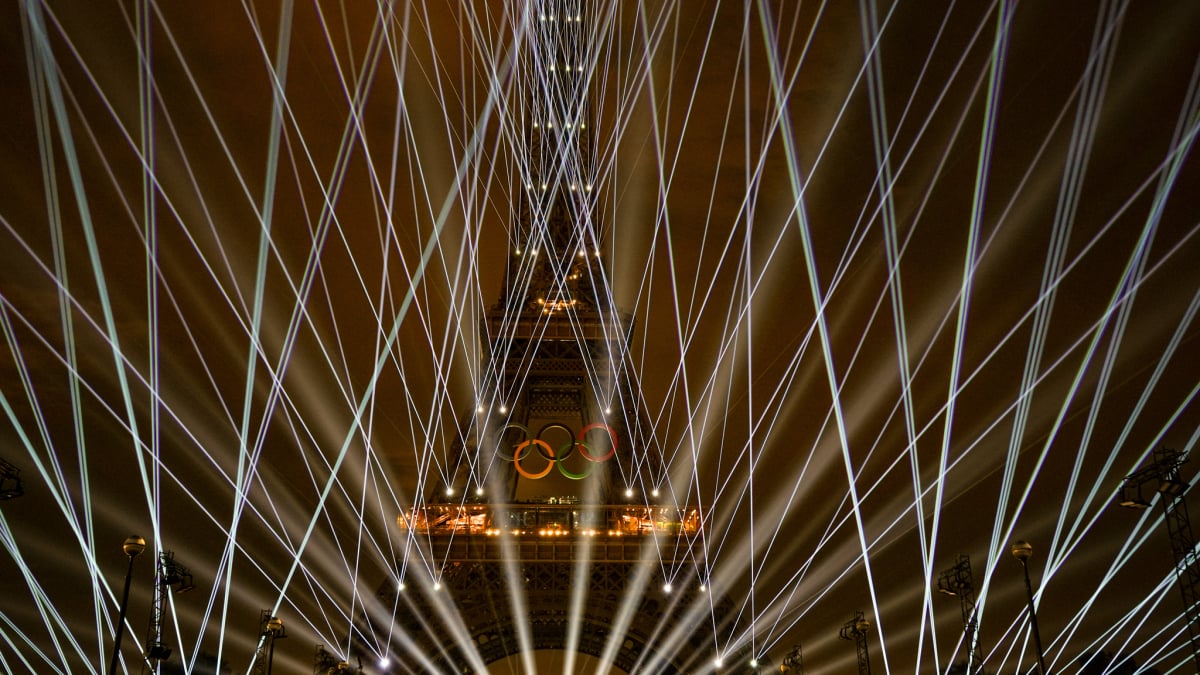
[1158,478,1188,497]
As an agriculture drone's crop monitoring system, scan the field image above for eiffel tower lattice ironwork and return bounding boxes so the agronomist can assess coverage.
[363,1,752,672]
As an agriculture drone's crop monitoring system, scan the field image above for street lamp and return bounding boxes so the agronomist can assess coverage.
[108,535,146,675]
[1011,540,1048,675]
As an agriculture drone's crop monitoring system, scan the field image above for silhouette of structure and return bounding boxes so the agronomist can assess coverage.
[313,644,352,674]
[142,551,194,673]
[1011,540,1049,675]
[109,536,146,675]
[779,643,804,673]
[839,611,872,675]
[366,1,747,671]
[0,457,23,499]
[1118,448,1199,672]
[938,554,983,673]
[249,612,285,675]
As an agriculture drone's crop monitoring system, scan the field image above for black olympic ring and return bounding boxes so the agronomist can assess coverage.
[501,422,618,480]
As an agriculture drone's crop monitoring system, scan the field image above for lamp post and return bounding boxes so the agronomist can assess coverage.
[1011,540,1048,675]
[108,535,146,675]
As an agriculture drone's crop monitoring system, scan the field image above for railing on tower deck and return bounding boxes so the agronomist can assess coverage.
[398,502,702,538]
[484,310,632,341]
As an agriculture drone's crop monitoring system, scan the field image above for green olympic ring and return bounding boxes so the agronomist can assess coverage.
[502,422,618,480]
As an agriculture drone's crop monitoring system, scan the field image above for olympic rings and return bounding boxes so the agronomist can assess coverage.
[513,439,556,479]
[503,422,619,480]
[577,423,617,462]
[536,423,576,461]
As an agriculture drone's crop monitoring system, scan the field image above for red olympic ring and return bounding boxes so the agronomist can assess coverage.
[504,422,619,480]
[577,423,617,462]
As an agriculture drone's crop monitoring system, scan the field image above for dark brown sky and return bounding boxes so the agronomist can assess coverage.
[1,1,1199,673]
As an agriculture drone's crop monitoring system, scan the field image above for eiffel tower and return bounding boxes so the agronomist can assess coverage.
[366,2,752,673]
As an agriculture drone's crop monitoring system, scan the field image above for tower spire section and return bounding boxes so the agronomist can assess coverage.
[521,2,594,240]
[479,0,639,504]
[503,0,605,315]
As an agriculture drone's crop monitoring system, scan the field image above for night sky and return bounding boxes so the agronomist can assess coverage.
[1,2,1199,674]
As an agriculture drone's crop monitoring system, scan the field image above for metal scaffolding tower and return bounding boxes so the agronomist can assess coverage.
[1119,447,1199,672]
[313,644,351,674]
[141,551,193,674]
[249,612,286,675]
[778,643,804,673]
[939,554,984,672]
[839,610,872,675]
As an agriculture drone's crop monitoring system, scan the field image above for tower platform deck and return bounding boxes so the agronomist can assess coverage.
[398,502,703,563]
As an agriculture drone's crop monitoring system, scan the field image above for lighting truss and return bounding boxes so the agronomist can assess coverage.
[779,643,804,673]
[938,554,983,673]
[144,551,194,670]
[839,611,872,675]
[249,611,286,675]
[1119,448,1199,672]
